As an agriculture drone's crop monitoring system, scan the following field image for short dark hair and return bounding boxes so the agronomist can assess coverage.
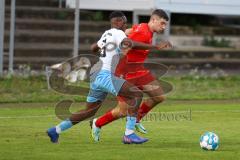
[152,9,169,21]
[109,11,125,20]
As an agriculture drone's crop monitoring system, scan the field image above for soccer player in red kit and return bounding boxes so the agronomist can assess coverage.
[91,9,172,143]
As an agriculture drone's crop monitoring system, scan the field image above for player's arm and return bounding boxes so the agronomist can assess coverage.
[120,38,172,51]
[90,43,100,53]
[91,31,109,54]
[120,38,157,51]
[132,40,172,50]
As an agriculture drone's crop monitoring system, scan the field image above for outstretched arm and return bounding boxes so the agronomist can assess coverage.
[121,38,172,51]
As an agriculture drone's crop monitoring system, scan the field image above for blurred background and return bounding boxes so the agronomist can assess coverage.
[0,0,240,77]
[0,0,240,103]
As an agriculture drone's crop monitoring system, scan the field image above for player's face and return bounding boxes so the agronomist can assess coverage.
[153,17,167,33]
[117,16,127,31]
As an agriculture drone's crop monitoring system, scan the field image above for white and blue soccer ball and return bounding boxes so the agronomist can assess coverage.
[200,132,219,151]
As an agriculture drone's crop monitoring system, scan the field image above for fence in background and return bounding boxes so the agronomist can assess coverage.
[0,0,80,77]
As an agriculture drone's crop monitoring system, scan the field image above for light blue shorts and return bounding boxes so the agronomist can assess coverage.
[87,70,126,102]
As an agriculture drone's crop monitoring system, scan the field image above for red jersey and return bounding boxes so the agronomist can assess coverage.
[126,23,153,63]
[115,23,153,79]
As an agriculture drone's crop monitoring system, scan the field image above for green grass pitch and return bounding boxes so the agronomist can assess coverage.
[0,100,240,160]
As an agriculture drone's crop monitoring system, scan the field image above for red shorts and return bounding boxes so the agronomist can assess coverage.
[124,69,155,90]
[115,59,157,102]
[115,61,156,88]
[117,69,156,102]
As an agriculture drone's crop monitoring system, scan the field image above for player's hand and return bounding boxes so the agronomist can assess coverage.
[156,41,173,50]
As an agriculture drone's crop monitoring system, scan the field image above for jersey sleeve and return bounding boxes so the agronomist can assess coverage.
[128,24,148,43]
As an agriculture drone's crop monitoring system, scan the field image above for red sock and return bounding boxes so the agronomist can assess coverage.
[95,111,117,128]
[137,102,152,123]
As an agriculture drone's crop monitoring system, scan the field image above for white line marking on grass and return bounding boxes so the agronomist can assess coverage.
[0,110,240,119]
[193,110,240,113]
[0,115,55,119]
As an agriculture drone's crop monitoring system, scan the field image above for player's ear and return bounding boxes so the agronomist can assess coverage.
[153,17,158,23]
[151,15,159,23]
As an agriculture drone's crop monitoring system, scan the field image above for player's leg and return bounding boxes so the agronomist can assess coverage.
[89,99,127,142]
[91,75,148,144]
[112,85,150,144]
[111,79,164,135]
[91,99,128,142]
[118,81,143,115]
[94,80,144,128]
[92,99,129,132]
[137,79,165,123]
[70,101,102,124]
[110,81,148,143]
[93,74,163,135]
[93,72,143,127]
[124,71,165,134]
[47,89,107,143]
[47,101,101,143]
[92,101,124,130]
[93,79,143,125]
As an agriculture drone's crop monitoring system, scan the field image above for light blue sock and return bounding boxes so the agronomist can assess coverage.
[125,116,136,135]
[56,119,73,134]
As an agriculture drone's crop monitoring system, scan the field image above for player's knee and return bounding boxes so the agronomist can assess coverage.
[153,95,166,104]
[112,107,127,118]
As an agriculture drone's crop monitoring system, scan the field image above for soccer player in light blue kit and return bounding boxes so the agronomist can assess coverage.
[47,11,163,144]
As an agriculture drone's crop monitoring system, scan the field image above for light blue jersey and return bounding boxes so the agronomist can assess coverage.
[87,28,127,102]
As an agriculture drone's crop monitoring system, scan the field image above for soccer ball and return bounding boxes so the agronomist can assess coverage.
[200,132,219,151]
